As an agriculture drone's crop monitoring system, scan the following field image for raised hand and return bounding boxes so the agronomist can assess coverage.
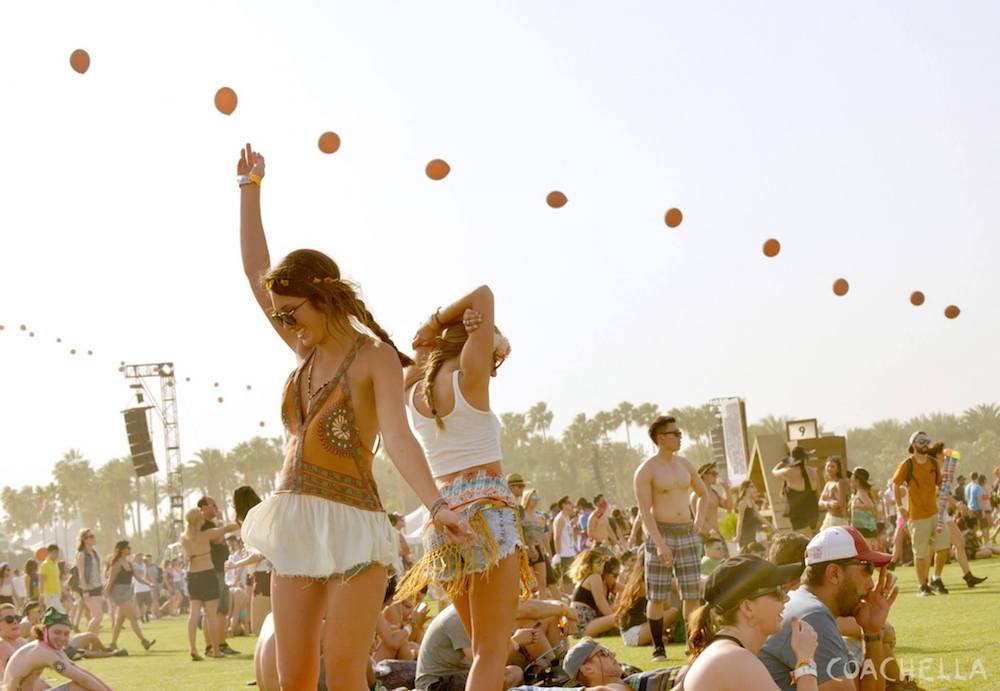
[238,143,265,180]
[853,567,898,634]
[789,616,818,661]
[432,507,475,545]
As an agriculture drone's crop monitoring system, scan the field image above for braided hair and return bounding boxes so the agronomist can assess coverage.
[263,249,413,367]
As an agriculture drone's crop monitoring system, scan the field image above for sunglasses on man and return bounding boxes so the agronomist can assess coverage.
[1,615,18,624]
[270,299,310,328]
[837,558,875,575]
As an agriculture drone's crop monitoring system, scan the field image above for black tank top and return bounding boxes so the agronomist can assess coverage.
[113,562,133,585]
[738,504,760,547]
[572,581,599,611]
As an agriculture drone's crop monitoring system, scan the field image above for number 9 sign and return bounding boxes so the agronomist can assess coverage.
[786,419,818,441]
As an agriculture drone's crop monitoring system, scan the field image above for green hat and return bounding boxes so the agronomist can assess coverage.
[41,607,71,628]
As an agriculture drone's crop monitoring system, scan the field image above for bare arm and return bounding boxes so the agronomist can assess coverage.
[203,524,241,542]
[237,144,302,356]
[772,461,793,479]
[51,651,113,691]
[688,462,709,532]
[231,552,266,570]
[633,463,667,555]
[588,576,613,616]
[553,514,565,554]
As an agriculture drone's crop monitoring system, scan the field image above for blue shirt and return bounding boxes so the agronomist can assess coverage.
[758,586,851,691]
[966,483,983,511]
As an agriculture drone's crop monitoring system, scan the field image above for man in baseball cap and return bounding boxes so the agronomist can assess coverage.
[543,637,685,690]
[759,526,898,690]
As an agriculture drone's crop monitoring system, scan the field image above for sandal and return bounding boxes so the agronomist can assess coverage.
[191,653,204,661]
[141,638,156,650]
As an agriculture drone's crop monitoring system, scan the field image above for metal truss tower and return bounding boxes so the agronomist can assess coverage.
[121,362,184,551]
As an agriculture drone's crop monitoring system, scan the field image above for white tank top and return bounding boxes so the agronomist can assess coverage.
[558,516,577,558]
[408,370,503,478]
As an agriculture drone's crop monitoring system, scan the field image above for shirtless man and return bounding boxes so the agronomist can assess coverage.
[0,603,27,681]
[633,415,708,662]
[2,607,111,691]
[690,462,732,556]
[772,447,820,538]
[586,496,614,554]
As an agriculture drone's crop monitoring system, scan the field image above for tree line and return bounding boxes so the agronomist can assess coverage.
[3,402,999,562]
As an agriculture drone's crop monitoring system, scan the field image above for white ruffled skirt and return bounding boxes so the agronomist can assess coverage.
[241,492,398,580]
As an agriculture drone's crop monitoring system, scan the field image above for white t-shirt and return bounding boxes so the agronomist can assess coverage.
[132,563,150,593]
[12,576,26,598]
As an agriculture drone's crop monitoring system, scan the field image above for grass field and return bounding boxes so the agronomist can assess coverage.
[66,558,999,690]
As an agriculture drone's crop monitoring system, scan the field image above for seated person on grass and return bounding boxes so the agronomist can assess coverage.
[613,550,678,648]
[569,551,621,638]
[18,602,41,641]
[415,603,543,691]
[510,637,686,691]
[2,607,112,691]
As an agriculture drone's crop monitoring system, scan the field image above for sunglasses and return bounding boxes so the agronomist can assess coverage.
[659,430,683,438]
[914,438,932,446]
[746,586,785,602]
[837,559,875,575]
[587,644,614,662]
[2,615,17,624]
[269,299,310,328]
[493,355,507,371]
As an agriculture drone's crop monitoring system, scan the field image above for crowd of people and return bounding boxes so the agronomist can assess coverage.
[4,142,999,691]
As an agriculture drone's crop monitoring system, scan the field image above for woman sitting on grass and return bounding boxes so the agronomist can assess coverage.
[568,549,621,638]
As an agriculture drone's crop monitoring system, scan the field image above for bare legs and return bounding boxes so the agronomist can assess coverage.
[84,594,105,634]
[451,553,521,691]
[272,566,387,691]
[109,601,149,649]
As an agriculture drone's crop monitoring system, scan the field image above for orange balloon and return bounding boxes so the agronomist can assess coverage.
[214,87,238,115]
[56,337,62,343]
[546,191,568,209]
[318,132,341,154]
[69,49,90,74]
[35,547,48,562]
[185,377,191,383]
[944,305,961,319]
[246,384,252,391]
[425,159,450,180]
[259,421,266,427]
[87,350,93,355]
[19,325,26,331]
[762,238,781,257]
[28,332,34,337]
[70,349,77,354]
[664,208,683,228]
[218,396,224,403]
[910,291,925,306]
[214,382,219,387]
[0,325,4,330]
[832,278,849,296]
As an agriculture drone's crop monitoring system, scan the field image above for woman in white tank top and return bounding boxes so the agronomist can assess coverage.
[398,285,533,691]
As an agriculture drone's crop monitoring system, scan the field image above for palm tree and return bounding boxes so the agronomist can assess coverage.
[34,484,59,545]
[185,449,232,517]
[615,402,636,447]
[962,403,1000,437]
[500,413,530,451]
[228,436,283,495]
[526,402,554,440]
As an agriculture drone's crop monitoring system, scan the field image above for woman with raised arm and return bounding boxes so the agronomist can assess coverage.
[234,143,470,691]
[395,286,533,691]
[182,508,240,660]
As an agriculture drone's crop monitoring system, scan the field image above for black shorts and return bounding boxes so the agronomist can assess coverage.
[253,571,271,598]
[84,587,103,598]
[187,570,220,602]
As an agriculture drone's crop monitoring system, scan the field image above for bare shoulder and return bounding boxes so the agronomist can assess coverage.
[358,336,400,372]
[676,455,694,471]
[634,457,656,481]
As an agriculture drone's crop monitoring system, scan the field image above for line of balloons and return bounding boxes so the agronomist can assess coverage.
[68,49,960,319]
[0,320,271,428]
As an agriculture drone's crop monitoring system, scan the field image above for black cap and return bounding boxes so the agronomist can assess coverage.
[790,447,816,462]
[703,555,803,613]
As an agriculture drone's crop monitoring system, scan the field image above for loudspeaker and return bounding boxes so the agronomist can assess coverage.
[122,407,158,477]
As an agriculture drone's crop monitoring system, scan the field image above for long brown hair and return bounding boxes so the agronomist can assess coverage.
[687,603,739,662]
[420,323,470,430]
[568,548,605,584]
[105,540,129,575]
[264,249,412,367]
[613,550,646,626]
[76,528,92,553]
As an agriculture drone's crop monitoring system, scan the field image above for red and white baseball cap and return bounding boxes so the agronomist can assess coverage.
[805,526,892,567]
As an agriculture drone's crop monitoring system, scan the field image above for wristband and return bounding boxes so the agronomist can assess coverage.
[863,632,882,643]
[432,308,444,328]
[250,172,262,185]
[429,498,448,518]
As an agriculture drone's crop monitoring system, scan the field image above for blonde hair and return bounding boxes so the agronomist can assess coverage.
[183,508,204,541]
[420,324,509,430]
[520,487,539,511]
[568,548,605,584]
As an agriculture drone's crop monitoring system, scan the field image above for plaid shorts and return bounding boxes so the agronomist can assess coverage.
[644,522,702,601]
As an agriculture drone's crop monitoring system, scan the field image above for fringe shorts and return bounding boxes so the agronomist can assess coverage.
[395,469,535,600]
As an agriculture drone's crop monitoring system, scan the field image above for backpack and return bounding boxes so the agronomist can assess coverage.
[905,456,939,488]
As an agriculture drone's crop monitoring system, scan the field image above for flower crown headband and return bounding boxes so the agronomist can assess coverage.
[264,276,341,290]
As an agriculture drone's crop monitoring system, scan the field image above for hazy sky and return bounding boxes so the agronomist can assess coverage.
[2,1,998,490]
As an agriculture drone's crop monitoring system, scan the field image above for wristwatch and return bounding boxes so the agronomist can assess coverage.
[793,660,817,683]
